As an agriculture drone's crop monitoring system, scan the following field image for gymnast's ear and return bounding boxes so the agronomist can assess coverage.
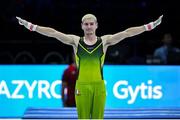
[96,22,98,29]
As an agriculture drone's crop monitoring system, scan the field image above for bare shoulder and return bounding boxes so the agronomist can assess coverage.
[101,35,113,46]
[101,35,113,40]
[67,34,80,47]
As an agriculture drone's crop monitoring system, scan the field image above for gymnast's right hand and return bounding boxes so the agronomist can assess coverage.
[16,16,37,31]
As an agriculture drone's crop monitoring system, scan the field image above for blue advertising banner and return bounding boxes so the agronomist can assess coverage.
[104,65,180,108]
[0,65,180,117]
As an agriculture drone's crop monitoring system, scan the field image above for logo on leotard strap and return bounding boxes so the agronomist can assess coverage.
[75,89,81,95]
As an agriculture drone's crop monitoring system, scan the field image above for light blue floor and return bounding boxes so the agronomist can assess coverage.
[23,108,180,119]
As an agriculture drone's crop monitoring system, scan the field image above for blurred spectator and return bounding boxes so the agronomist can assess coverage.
[153,33,180,64]
[61,54,77,107]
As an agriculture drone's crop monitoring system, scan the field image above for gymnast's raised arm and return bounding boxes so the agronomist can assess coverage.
[16,17,80,46]
[102,15,163,47]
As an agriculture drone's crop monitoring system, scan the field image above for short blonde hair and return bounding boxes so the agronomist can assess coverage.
[81,14,97,23]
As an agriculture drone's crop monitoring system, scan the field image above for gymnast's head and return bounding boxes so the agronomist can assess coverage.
[81,14,98,35]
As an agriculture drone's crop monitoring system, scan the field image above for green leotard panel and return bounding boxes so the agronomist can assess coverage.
[75,37,105,83]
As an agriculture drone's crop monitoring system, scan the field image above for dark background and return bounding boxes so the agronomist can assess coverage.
[0,0,179,64]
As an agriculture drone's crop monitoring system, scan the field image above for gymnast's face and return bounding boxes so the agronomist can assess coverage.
[81,18,98,35]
